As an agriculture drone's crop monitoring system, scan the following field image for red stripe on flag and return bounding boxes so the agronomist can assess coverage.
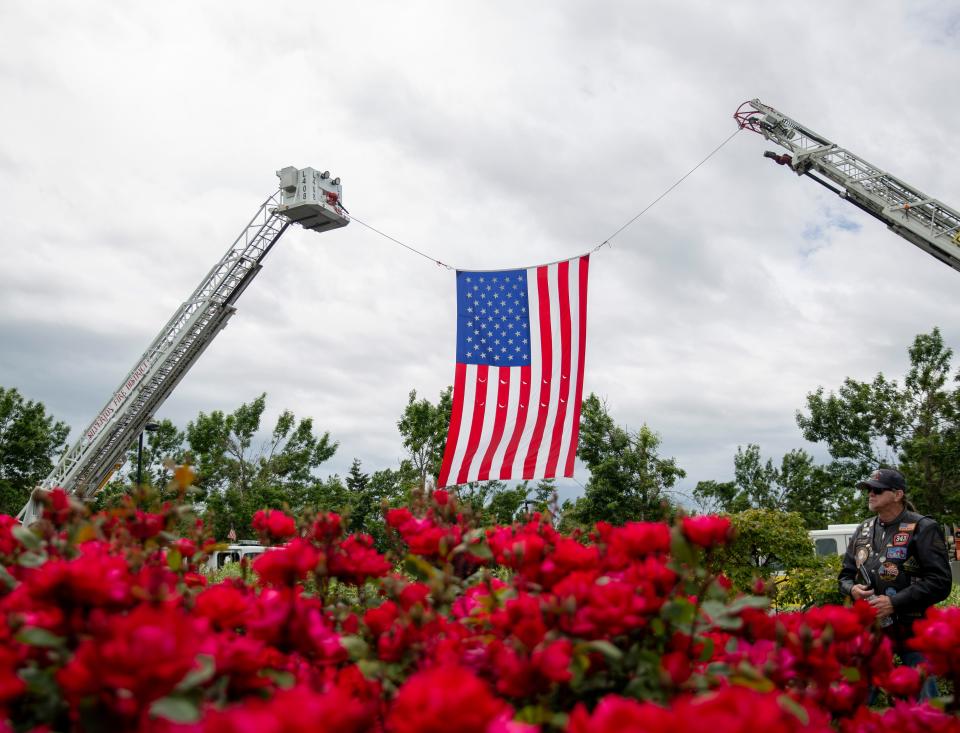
[500,365,531,475]
[523,266,553,479]
[564,255,590,476]
[437,362,468,488]
[456,365,489,485]
[477,368,509,481]
[545,260,571,476]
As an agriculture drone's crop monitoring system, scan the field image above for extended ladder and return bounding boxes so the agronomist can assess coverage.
[735,99,960,272]
[19,167,348,523]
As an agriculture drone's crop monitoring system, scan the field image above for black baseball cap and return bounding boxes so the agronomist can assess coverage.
[857,468,906,492]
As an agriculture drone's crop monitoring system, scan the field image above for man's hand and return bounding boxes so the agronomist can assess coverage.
[851,584,874,601]
[867,594,894,619]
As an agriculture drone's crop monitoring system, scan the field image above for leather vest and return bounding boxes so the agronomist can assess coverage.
[851,510,925,620]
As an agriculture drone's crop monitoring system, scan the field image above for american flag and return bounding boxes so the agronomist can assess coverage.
[437,255,589,487]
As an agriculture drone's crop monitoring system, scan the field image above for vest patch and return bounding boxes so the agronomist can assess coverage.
[855,546,869,567]
[893,533,909,546]
[879,561,899,581]
[899,522,916,532]
[886,547,907,560]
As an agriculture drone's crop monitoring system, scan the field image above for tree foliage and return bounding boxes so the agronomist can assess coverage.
[693,444,861,529]
[94,419,187,510]
[711,508,816,593]
[395,386,544,525]
[797,328,960,522]
[776,554,845,610]
[397,387,452,489]
[0,386,69,516]
[572,393,685,524]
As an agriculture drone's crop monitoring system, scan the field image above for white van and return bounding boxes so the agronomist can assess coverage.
[807,524,860,558]
[204,541,266,571]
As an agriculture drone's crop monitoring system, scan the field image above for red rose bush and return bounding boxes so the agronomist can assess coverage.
[0,478,956,731]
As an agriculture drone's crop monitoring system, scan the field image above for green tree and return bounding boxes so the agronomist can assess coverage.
[346,458,370,494]
[574,394,685,524]
[395,386,546,526]
[485,484,531,524]
[777,555,845,609]
[693,444,860,529]
[397,387,452,489]
[530,478,558,514]
[187,394,337,539]
[0,387,69,516]
[345,458,378,534]
[95,419,187,509]
[797,328,960,522]
[712,508,816,593]
[454,480,506,519]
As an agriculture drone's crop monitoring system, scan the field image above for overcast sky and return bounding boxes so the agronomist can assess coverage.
[2,2,959,506]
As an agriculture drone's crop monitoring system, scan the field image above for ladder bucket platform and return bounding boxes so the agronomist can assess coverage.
[276,166,349,232]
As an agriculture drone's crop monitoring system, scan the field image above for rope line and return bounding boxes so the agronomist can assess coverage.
[589,127,742,254]
[352,127,742,270]
[349,215,455,270]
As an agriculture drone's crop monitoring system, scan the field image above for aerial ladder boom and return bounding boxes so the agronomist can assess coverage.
[735,99,960,272]
[18,166,348,524]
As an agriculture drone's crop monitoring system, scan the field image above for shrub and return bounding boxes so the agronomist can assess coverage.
[0,474,955,731]
[776,554,846,610]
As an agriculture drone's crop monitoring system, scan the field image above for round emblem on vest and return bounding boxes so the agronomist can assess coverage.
[855,546,869,567]
[879,561,899,581]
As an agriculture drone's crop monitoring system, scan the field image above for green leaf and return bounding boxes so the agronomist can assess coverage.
[17,551,47,568]
[777,694,809,725]
[260,669,295,688]
[357,659,382,679]
[403,555,438,581]
[712,616,744,631]
[462,528,486,544]
[730,674,775,692]
[465,542,493,560]
[12,525,41,552]
[840,666,861,683]
[339,635,370,659]
[0,565,17,590]
[167,549,182,572]
[583,639,623,662]
[150,697,200,724]
[662,598,696,626]
[670,529,696,567]
[700,599,728,621]
[515,705,553,725]
[175,654,215,692]
[698,635,716,662]
[16,627,65,649]
[726,594,770,614]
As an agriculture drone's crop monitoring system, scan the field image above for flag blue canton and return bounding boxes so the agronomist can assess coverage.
[455,269,531,367]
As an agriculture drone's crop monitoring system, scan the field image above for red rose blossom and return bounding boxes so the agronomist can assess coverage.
[387,665,510,733]
[681,515,732,548]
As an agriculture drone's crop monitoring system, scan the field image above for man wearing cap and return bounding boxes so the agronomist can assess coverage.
[839,467,952,697]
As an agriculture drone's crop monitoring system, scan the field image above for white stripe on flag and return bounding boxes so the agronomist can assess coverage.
[558,260,581,474]
[509,267,543,478]
[467,369,499,480]
[490,367,520,479]
[534,263,563,479]
[446,364,477,484]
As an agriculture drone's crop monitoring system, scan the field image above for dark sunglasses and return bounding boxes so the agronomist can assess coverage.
[861,486,892,496]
